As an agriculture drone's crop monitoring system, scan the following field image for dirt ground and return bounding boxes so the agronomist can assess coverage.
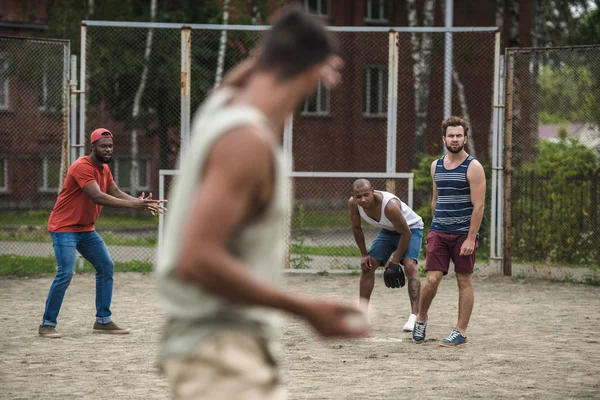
[1,272,599,400]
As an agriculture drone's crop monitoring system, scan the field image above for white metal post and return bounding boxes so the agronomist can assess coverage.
[70,55,78,164]
[79,24,87,158]
[496,53,505,269]
[443,0,453,120]
[283,115,294,172]
[386,31,399,174]
[490,31,502,273]
[180,27,192,152]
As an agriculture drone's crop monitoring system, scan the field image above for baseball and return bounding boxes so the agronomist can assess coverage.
[342,309,371,331]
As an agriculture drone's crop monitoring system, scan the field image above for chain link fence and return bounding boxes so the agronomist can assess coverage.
[0,36,70,259]
[0,25,502,276]
[505,45,600,283]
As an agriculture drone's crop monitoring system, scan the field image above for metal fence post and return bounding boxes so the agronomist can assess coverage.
[69,55,78,165]
[490,31,502,274]
[180,26,191,152]
[503,50,514,277]
[79,23,87,158]
[386,30,399,194]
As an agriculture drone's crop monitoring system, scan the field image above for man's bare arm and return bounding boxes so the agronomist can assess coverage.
[385,200,412,264]
[466,160,486,241]
[107,184,138,201]
[430,160,438,217]
[82,183,164,213]
[348,198,368,256]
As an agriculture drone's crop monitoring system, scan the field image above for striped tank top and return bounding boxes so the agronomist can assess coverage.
[430,154,475,235]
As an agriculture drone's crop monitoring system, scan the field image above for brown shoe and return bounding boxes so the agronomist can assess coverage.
[39,325,61,338]
[93,321,130,334]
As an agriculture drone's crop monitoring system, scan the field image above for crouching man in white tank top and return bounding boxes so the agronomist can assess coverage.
[156,5,369,400]
[348,179,424,333]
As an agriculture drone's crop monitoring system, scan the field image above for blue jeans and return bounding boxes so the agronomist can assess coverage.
[41,231,115,327]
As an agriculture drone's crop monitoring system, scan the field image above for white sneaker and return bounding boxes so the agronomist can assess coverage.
[403,314,417,332]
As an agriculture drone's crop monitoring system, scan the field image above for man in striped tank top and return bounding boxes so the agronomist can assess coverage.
[412,116,486,347]
[349,179,424,333]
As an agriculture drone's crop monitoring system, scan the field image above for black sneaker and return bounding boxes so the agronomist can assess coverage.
[412,320,427,344]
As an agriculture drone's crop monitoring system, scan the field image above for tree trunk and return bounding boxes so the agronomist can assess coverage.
[507,0,520,47]
[453,70,476,158]
[215,0,230,87]
[130,0,157,198]
[529,0,545,160]
[407,0,436,165]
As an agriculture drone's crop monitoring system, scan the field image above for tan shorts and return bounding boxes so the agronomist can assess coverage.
[162,331,287,400]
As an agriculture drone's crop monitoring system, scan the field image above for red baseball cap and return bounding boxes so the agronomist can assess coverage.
[90,128,113,144]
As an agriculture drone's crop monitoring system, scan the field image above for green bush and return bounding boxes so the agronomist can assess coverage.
[511,138,600,266]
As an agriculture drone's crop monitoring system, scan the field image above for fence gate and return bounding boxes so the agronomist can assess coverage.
[504,45,600,283]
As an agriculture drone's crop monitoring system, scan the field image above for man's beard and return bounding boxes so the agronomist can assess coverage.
[445,143,464,154]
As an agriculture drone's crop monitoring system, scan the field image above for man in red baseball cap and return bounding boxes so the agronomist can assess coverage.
[38,128,167,338]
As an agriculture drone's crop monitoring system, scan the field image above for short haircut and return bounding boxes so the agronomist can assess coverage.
[441,116,469,137]
[352,179,372,192]
[256,4,337,81]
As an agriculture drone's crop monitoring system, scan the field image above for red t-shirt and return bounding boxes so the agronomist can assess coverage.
[48,156,115,232]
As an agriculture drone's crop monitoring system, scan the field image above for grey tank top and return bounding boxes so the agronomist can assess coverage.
[156,88,290,359]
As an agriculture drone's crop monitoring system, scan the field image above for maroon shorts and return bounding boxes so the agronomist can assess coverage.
[425,230,478,275]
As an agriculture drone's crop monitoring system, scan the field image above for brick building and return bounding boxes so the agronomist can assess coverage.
[0,0,533,209]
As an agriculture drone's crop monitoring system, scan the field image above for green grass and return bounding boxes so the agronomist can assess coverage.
[0,210,158,228]
[291,211,348,228]
[290,244,360,257]
[0,229,157,247]
[1,210,348,229]
[0,254,153,276]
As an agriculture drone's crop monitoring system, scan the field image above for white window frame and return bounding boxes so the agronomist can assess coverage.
[364,65,387,118]
[38,68,58,113]
[303,0,329,17]
[113,157,151,192]
[0,53,9,110]
[0,157,7,192]
[38,157,60,193]
[364,0,389,23]
[302,81,329,116]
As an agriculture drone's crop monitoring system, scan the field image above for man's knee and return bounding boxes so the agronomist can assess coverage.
[425,271,443,287]
[403,259,419,277]
[456,273,472,289]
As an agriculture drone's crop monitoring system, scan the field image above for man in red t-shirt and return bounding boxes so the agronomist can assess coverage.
[39,128,167,338]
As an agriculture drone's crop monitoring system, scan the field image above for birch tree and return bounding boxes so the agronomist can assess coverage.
[407,0,435,161]
[130,0,157,197]
[215,0,230,87]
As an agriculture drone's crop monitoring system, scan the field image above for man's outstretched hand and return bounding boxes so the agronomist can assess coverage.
[135,192,167,216]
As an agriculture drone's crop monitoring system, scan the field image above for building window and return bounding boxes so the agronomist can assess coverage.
[38,157,61,193]
[39,69,59,113]
[0,157,7,192]
[303,0,329,17]
[302,81,329,116]
[0,53,9,110]
[113,157,150,192]
[364,0,389,23]
[364,65,388,118]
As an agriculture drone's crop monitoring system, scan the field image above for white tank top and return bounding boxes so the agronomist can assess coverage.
[357,190,424,231]
[156,88,289,358]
